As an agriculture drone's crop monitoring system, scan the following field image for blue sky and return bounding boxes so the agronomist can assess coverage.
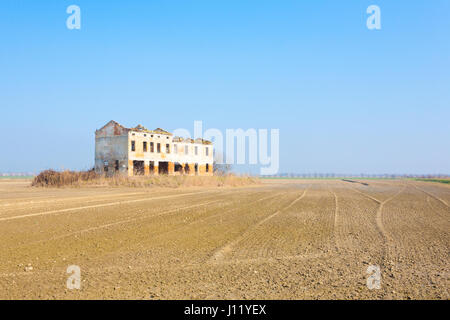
[1,0,449,174]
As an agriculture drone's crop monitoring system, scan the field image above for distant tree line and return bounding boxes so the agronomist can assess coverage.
[261,173,450,179]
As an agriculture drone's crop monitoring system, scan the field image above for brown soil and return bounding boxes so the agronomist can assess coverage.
[0,179,448,299]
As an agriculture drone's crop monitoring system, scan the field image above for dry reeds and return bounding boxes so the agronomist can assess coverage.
[31,169,99,187]
[31,169,259,188]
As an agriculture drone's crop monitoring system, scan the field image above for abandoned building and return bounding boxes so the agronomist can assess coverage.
[95,120,214,176]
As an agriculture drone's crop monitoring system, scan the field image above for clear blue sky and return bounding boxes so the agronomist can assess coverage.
[1,0,449,174]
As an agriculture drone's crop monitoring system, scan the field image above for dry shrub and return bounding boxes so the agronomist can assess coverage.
[31,169,259,188]
[31,169,99,187]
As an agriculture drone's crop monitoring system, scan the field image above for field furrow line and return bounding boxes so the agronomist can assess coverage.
[111,192,284,254]
[208,188,308,264]
[0,190,217,222]
[348,186,381,204]
[14,192,280,263]
[411,183,449,208]
[327,185,341,253]
[209,252,327,266]
[350,184,406,270]
[426,197,450,221]
[11,200,224,249]
[0,192,153,208]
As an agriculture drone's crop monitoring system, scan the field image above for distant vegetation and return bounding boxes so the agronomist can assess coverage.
[0,176,35,179]
[262,174,449,180]
[414,178,450,185]
[31,169,259,188]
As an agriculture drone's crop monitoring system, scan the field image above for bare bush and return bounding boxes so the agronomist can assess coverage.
[31,169,259,188]
[31,169,99,187]
[213,161,232,175]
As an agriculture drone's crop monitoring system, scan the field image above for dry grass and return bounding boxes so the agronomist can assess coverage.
[31,169,99,187]
[31,169,259,188]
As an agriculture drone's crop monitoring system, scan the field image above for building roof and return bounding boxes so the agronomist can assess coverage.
[152,128,173,136]
[96,120,129,133]
[195,138,213,145]
[173,136,212,145]
[98,121,212,144]
[133,124,148,132]
[130,124,172,136]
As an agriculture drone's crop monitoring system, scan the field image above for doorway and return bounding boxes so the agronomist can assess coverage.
[133,160,145,176]
[158,161,169,175]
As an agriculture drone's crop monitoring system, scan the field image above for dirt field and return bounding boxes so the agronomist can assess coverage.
[0,179,448,299]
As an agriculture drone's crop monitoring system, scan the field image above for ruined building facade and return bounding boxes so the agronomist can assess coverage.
[95,121,213,176]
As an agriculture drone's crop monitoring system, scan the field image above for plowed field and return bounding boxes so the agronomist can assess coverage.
[0,179,448,299]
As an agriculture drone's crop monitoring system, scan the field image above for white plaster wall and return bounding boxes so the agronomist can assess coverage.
[128,131,213,165]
